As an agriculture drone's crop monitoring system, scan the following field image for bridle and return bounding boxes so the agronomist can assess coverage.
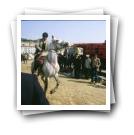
[49,40,63,52]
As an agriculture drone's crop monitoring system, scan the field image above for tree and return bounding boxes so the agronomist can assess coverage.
[104,40,106,45]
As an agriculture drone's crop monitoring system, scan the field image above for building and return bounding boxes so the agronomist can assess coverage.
[21,42,36,57]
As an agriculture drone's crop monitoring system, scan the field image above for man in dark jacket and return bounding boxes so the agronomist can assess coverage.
[33,32,49,73]
[73,54,82,79]
[21,72,49,105]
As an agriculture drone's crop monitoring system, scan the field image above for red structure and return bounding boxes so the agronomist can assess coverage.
[70,43,106,59]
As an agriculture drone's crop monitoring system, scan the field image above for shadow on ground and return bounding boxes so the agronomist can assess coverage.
[88,84,106,89]
[68,79,89,84]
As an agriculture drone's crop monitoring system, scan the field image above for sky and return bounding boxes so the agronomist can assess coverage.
[21,20,106,44]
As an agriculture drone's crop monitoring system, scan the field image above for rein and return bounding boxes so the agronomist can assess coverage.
[49,49,57,53]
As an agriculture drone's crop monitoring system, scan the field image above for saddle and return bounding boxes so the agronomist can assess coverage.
[36,56,45,66]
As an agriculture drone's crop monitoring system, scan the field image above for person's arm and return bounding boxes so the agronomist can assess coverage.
[98,58,101,67]
[35,42,42,52]
[84,59,87,68]
[96,58,101,68]
[89,59,91,68]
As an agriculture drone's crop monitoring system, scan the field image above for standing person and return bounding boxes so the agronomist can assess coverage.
[32,32,49,73]
[23,53,28,64]
[91,54,101,84]
[26,53,29,63]
[90,54,94,82]
[69,54,74,74]
[88,55,92,77]
[58,53,62,72]
[77,55,82,78]
[84,55,91,79]
[73,53,78,78]
[81,54,86,75]
[21,53,23,61]
[58,53,64,72]
[67,54,73,73]
[99,53,104,75]
[73,54,81,79]
[22,52,25,63]
[60,54,64,72]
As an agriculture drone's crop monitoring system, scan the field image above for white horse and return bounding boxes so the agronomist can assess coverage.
[31,36,69,94]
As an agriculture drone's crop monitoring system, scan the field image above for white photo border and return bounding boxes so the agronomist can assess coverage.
[17,15,110,110]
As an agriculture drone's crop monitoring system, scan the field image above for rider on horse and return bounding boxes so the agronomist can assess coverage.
[33,32,49,73]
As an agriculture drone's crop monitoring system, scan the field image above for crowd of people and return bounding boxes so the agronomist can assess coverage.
[58,53,104,84]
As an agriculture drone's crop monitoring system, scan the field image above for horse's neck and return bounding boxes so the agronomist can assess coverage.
[47,51,57,64]
[49,42,56,51]
[47,42,57,64]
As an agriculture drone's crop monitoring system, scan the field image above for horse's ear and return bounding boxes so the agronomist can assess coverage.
[52,35,54,39]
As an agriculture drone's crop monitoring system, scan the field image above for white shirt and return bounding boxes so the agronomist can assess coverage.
[85,58,91,69]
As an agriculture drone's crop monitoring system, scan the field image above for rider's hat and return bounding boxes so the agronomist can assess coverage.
[42,32,48,38]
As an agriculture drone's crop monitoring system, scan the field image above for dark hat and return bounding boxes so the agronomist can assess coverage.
[42,32,48,38]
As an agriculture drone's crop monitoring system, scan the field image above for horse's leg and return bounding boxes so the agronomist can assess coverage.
[31,61,34,74]
[37,68,40,76]
[50,73,60,94]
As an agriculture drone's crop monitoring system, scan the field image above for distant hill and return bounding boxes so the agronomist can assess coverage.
[21,38,41,43]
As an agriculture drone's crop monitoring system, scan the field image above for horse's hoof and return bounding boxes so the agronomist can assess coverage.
[50,89,55,94]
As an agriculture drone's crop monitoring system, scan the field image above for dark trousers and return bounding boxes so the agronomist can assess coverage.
[91,68,98,82]
[34,54,40,71]
[85,68,92,79]
[74,67,80,79]
[24,59,27,64]
[85,68,89,79]
[82,65,85,74]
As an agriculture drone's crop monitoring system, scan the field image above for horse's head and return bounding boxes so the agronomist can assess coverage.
[51,35,69,50]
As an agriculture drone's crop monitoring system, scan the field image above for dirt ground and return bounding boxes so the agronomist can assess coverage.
[21,60,106,105]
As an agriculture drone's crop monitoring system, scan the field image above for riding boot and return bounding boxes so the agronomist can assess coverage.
[32,62,38,74]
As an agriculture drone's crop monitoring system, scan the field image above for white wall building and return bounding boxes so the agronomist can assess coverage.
[21,42,36,56]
